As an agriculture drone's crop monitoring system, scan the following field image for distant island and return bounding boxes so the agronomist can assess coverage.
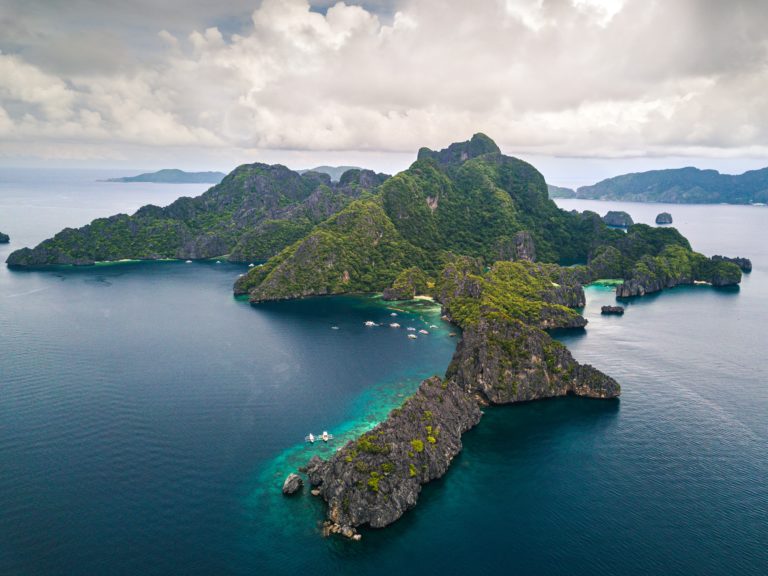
[297,166,361,182]
[0,231,9,243]
[104,169,226,184]
[575,166,768,204]
[547,184,576,198]
[7,134,746,541]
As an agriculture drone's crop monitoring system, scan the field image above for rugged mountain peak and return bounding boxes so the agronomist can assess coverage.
[338,168,389,189]
[416,133,501,165]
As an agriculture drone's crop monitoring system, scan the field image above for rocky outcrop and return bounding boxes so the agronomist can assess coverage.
[282,473,303,495]
[494,231,536,262]
[382,267,429,301]
[511,231,537,262]
[0,231,9,243]
[446,318,620,404]
[305,376,482,535]
[603,211,634,227]
[616,276,685,298]
[711,255,752,273]
[655,212,673,224]
[416,133,500,166]
[304,258,620,537]
[601,305,624,315]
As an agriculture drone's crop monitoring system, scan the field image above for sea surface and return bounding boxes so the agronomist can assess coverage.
[1,172,766,575]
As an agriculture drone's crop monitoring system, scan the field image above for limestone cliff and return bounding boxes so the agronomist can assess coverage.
[305,376,482,531]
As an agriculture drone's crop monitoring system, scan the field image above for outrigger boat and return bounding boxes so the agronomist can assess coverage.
[305,431,334,443]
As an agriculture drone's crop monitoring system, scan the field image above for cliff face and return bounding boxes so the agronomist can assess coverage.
[306,376,482,531]
[446,318,620,404]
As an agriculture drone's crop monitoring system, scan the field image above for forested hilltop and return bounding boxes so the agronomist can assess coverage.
[7,167,388,266]
[235,134,741,302]
[576,166,768,204]
[7,133,742,300]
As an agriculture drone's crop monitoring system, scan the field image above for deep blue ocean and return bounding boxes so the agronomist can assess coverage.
[1,171,766,575]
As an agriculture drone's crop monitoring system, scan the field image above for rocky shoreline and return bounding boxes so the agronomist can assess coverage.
[289,260,620,539]
[712,255,752,273]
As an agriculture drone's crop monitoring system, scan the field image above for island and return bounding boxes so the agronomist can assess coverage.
[547,184,576,198]
[602,210,634,228]
[6,134,745,540]
[104,169,226,184]
[297,166,361,182]
[0,231,8,243]
[575,166,768,204]
[601,305,625,315]
[656,212,673,224]
[8,168,388,266]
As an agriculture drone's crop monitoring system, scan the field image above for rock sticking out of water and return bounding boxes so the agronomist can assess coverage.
[282,473,303,495]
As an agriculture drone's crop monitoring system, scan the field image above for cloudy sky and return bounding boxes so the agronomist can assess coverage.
[1,0,767,185]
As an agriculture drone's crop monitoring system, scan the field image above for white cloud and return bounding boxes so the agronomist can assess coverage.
[0,52,75,120]
[1,0,768,166]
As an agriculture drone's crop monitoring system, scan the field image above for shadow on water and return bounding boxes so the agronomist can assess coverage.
[548,326,587,341]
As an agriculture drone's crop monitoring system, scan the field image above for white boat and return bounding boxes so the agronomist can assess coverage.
[216,260,221,264]
[429,325,438,329]
[408,334,417,339]
[390,312,398,316]
[321,430,334,442]
[248,263,255,267]
[185,260,192,263]
[305,433,315,443]
[406,327,416,331]
[331,326,340,330]
[364,321,377,326]
[389,323,400,328]
[419,329,429,335]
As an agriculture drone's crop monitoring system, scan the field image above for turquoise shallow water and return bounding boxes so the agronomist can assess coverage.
[1,174,766,575]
